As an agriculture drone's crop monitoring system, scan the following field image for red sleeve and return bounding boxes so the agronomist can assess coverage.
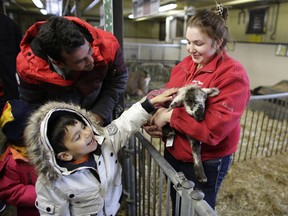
[0,156,36,207]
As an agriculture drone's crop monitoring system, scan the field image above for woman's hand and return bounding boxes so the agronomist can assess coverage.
[142,122,162,138]
[151,108,172,129]
[143,108,172,137]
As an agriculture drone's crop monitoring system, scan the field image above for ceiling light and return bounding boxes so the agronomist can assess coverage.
[224,0,261,6]
[129,3,177,20]
[40,8,47,15]
[32,0,43,8]
[159,3,177,12]
[46,0,62,15]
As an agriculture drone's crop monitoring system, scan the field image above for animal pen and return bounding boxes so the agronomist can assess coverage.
[122,44,287,215]
[120,91,288,216]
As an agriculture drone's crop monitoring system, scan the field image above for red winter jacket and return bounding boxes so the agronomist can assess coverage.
[165,50,250,162]
[16,16,128,124]
[0,146,39,216]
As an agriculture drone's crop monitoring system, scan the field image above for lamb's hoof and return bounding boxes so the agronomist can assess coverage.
[196,176,208,183]
[195,172,208,183]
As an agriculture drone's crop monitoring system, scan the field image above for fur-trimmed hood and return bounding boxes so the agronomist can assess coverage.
[24,101,105,183]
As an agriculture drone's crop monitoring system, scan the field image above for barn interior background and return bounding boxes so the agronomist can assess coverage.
[1,0,288,215]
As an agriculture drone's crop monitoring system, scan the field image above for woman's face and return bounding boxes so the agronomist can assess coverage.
[185,26,222,66]
[63,120,98,160]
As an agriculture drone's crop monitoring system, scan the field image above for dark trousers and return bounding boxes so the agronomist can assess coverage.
[164,149,233,214]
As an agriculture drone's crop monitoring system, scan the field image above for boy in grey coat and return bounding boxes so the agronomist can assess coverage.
[24,88,177,216]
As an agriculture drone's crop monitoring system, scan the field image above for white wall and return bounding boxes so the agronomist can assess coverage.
[124,40,288,90]
[227,43,288,89]
[180,43,288,90]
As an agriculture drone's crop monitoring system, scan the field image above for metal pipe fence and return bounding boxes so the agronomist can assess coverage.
[123,43,182,61]
[121,132,217,216]
[121,92,288,216]
[234,92,288,162]
[122,50,287,215]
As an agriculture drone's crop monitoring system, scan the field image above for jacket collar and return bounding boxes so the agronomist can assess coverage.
[181,49,227,74]
[0,146,29,163]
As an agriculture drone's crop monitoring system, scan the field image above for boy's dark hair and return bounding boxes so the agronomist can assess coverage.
[36,16,85,62]
[47,111,85,154]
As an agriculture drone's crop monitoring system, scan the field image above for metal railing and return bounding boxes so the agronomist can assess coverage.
[123,43,182,61]
[121,132,217,216]
[234,92,288,162]
[121,92,288,216]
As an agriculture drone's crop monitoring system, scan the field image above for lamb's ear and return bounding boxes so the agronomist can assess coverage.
[202,88,220,97]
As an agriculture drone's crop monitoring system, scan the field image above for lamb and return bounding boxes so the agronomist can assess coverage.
[125,71,151,99]
[160,84,220,183]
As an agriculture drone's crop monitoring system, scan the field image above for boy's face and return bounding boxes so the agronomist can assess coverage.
[62,119,98,161]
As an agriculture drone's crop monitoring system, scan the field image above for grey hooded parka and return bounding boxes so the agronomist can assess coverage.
[24,101,153,216]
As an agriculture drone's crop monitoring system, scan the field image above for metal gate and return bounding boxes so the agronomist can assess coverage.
[121,132,217,216]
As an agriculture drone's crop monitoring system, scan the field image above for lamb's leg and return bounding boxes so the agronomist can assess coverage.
[162,124,176,147]
[162,124,175,138]
[186,136,207,183]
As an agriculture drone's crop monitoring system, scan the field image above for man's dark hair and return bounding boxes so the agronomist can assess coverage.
[47,111,85,154]
[36,16,85,62]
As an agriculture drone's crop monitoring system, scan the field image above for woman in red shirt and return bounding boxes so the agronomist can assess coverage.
[144,3,250,213]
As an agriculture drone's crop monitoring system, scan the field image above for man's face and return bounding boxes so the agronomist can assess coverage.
[60,39,95,72]
[63,119,98,160]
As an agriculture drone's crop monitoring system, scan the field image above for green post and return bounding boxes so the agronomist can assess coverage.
[104,0,113,33]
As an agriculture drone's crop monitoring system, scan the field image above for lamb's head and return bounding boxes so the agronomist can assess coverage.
[177,85,220,122]
[184,87,207,121]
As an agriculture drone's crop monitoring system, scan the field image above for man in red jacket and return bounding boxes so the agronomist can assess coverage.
[17,16,128,126]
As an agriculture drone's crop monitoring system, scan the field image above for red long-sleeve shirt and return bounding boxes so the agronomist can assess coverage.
[165,50,250,162]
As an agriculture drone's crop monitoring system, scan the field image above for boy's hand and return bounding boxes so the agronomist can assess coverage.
[149,88,178,106]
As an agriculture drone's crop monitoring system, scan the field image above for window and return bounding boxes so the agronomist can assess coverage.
[246,7,268,34]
